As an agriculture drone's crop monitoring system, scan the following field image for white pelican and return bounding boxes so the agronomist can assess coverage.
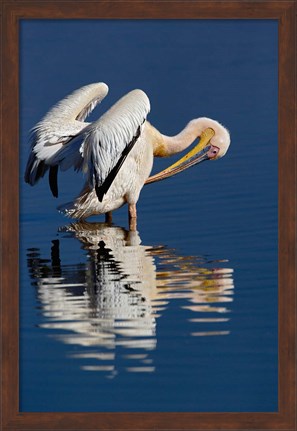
[25,83,230,229]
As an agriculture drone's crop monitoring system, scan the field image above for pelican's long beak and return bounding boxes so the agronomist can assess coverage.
[145,128,215,185]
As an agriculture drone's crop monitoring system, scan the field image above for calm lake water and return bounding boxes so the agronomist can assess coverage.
[19,19,278,412]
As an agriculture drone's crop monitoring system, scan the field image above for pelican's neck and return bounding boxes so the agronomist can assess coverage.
[150,118,212,157]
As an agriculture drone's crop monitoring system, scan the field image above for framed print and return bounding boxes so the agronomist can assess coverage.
[1,1,296,430]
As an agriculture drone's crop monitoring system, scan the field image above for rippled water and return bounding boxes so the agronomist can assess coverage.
[20,19,278,412]
[26,222,234,377]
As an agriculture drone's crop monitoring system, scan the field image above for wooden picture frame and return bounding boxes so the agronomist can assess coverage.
[1,1,296,429]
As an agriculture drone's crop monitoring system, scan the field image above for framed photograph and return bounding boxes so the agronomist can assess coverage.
[1,1,296,430]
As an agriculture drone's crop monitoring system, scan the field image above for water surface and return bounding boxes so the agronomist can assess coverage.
[20,19,278,412]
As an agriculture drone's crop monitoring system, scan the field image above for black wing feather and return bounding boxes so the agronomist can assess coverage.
[49,165,59,198]
[95,125,142,202]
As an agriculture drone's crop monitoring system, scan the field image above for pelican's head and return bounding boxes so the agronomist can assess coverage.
[183,117,230,163]
[205,123,231,160]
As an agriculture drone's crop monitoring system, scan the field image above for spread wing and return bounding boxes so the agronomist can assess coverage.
[83,89,150,201]
[24,82,109,197]
[50,89,150,202]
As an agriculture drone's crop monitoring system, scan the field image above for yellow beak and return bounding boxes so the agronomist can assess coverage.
[145,128,215,185]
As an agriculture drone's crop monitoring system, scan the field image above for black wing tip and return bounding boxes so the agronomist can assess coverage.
[95,185,104,202]
[49,165,59,198]
[25,159,59,198]
[24,154,48,186]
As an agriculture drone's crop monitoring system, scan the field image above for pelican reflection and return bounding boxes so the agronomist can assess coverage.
[26,222,234,376]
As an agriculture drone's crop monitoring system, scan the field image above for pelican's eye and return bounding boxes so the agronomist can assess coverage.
[208,145,220,159]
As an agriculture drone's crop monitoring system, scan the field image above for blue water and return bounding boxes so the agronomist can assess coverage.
[19,19,278,412]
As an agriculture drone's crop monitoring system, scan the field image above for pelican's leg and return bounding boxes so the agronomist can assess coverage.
[128,204,137,231]
[105,211,112,223]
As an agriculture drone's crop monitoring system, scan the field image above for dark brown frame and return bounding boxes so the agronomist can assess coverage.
[1,1,296,430]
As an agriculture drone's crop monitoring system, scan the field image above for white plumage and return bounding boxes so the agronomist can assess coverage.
[25,83,109,182]
[25,82,231,229]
